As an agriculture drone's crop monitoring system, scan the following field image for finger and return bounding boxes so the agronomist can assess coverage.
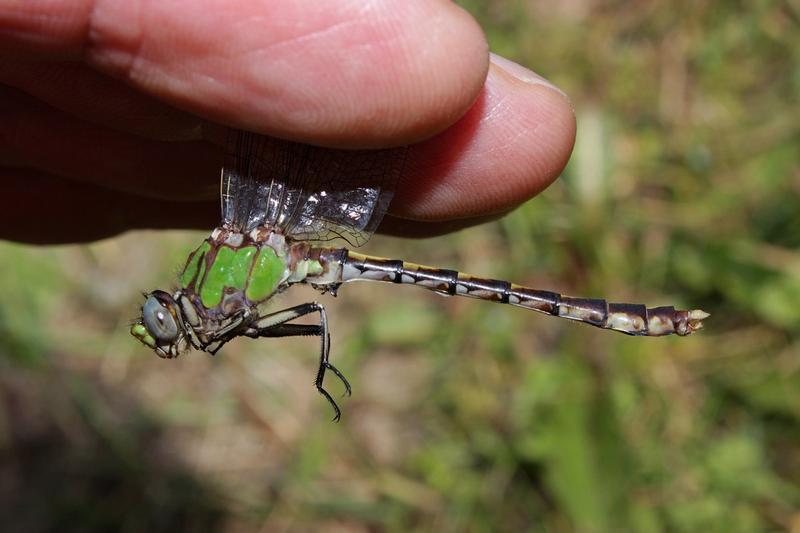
[378,212,510,239]
[2,56,574,222]
[0,59,204,140]
[0,0,489,147]
[0,86,221,201]
[393,57,575,221]
[0,169,217,244]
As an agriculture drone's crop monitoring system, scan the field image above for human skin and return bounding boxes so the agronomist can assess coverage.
[0,0,576,243]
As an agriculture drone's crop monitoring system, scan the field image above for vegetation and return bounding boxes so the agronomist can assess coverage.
[1,1,798,531]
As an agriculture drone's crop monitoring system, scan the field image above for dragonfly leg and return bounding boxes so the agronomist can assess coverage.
[205,310,252,355]
[247,302,351,422]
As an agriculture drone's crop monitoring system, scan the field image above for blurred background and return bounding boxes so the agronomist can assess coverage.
[1,1,799,531]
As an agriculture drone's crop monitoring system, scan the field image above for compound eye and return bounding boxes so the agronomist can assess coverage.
[142,295,178,343]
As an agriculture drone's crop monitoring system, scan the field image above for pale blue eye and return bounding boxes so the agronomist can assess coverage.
[142,296,178,343]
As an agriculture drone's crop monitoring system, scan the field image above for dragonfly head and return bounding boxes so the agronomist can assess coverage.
[131,290,188,358]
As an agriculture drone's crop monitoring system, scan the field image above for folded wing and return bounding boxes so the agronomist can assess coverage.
[221,130,407,247]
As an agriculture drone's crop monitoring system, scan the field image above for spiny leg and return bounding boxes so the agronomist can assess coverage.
[205,310,251,355]
[246,302,351,422]
[251,323,353,411]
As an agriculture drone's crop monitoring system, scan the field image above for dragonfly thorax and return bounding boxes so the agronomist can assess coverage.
[178,226,293,315]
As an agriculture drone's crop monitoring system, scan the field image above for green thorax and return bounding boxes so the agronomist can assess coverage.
[180,229,289,310]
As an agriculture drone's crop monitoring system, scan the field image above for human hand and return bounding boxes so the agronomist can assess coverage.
[0,0,575,243]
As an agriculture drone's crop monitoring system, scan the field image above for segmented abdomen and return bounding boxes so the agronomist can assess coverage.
[336,251,707,337]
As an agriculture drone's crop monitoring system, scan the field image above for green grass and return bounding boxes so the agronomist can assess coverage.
[1,1,798,531]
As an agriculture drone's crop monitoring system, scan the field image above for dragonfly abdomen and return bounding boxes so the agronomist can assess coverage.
[337,251,707,337]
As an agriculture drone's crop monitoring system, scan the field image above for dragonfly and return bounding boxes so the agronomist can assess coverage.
[131,130,708,421]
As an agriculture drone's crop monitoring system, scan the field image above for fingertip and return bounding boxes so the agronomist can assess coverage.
[392,60,576,221]
[488,58,576,190]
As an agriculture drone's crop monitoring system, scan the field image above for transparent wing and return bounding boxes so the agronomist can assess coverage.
[221,130,407,247]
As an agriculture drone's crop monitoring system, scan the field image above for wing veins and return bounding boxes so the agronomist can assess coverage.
[221,130,407,246]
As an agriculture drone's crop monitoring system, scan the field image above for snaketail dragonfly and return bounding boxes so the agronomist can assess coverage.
[131,130,708,421]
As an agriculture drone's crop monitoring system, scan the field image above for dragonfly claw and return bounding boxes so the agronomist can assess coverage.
[316,384,342,423]
[325,362,352,397]
[316,362,351,421]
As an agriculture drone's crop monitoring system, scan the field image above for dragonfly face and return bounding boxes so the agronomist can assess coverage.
[131,290,187,358]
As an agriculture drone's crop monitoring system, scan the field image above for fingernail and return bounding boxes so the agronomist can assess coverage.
[489,52,569,99]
